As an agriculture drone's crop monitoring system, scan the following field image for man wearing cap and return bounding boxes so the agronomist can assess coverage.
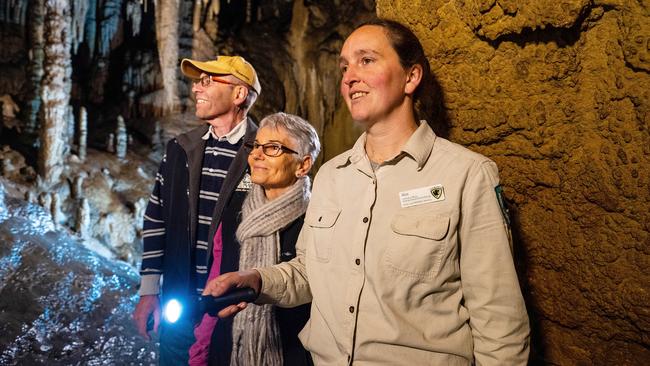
[132,55,261,365]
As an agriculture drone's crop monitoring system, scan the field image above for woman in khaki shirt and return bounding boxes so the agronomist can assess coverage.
[205,19,530,366]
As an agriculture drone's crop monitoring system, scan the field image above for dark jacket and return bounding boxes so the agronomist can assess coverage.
[159,118,258,309]
[208,196,313,366]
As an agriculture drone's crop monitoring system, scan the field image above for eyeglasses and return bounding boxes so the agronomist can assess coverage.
[245,141,299,157]
[194,75,238,88]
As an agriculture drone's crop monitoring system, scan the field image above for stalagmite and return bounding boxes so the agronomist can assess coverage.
[116,115,127,159]
[25,0,45,134]
[24,190,35,203]
[71,174,84,199]
[155,0,181,114]
[38,192,52,210]
[107,133,115,153]
[78,106,87,161]
[76,198,90,237]
[50,192,63,226]
[38,0,72,186]
[152,120,163,151]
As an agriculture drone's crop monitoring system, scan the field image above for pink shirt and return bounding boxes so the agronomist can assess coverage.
[189,224,224,365]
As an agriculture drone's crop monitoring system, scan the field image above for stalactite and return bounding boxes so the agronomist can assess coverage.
[98,0,123,56]
[25,0,45,134]
[0,0,28,25]
[245,0,251,23]
[126,0,142,36]
[83,0,97,56]
[115,115,127,159]
[38,0,72,186]
[0,94,20,119]
[70,0,88,54]
[76,198,90,237]
[77,106,87,161]
[155,0,181,114]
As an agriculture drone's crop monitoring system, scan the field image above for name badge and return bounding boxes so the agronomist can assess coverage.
[399,184,445,208]
[236,173,253,192]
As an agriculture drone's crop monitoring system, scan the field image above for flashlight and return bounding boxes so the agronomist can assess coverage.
[199,287,257,316]
[162,298,183,323]
[161,287,256,325]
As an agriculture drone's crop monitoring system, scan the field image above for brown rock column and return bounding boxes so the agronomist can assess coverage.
[38,0,72,185]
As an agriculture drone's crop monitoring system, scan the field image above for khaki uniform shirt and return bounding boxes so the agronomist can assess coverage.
[257,122,530,365]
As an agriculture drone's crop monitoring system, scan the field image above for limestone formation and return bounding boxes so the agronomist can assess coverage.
[77,106,88,161]
[38,0,72,186]
[115,115,127,160]
[377,1,649,364]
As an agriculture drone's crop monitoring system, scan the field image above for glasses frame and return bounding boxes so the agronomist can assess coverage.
[245,141,299,157]
[194,74,239,88]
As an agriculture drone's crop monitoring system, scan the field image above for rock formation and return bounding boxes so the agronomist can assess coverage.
[377,1,649,364]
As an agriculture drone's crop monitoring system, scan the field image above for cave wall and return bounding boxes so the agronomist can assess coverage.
[376,0,650,364]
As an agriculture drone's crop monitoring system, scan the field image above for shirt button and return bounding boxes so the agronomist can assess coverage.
[349,306,355,313]
[355,258,360,265]
[362,217,368,223]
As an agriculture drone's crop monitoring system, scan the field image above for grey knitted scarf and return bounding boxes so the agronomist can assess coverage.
[230,177,311,366]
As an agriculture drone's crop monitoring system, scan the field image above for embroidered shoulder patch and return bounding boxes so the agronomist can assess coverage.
[494,185,511,227]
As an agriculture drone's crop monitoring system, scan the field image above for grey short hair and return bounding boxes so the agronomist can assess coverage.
[259,112,321,162]
[241,89,258,112]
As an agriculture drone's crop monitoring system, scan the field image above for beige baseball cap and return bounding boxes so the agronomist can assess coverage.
[180,55,261,94]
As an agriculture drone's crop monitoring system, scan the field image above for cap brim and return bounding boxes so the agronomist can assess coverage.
[180,59,232,79]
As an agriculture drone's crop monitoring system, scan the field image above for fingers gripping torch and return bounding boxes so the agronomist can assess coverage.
[148,288,258,329]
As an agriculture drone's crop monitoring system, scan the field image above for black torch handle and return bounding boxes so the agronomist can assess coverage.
[200,287,257,316]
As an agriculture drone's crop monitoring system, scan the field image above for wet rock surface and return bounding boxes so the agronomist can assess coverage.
[0,183,158,365]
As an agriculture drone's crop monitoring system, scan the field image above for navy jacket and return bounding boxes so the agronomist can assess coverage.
[158,118,258,309]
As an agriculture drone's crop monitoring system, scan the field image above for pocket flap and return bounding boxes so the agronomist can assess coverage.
[391,213,450,240]
[305,207,341,228]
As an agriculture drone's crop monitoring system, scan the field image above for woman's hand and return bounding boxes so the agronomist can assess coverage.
[202,269,262,318]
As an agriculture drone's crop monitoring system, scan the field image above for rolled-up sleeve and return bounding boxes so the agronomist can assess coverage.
[256,225,312,307]
[460,160,530,365]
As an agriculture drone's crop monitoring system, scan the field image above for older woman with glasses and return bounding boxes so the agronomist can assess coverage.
[190,112,319,366]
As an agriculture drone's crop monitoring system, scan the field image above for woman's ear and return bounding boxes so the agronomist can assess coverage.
[404,64,423,95]
[295,155,313,178]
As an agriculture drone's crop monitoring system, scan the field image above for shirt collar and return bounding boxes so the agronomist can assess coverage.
[341,120,436,171]
[201,117,248,144]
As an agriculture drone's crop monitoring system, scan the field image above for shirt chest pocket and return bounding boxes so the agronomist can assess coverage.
[384,212,450,278]
[304,207,341,263]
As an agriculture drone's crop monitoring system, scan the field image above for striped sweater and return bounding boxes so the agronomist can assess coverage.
[140,126,243,295]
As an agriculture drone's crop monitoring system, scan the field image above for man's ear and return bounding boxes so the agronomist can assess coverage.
[234,85,249,106]
[404,64,423,95]
[295,155,313,177]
